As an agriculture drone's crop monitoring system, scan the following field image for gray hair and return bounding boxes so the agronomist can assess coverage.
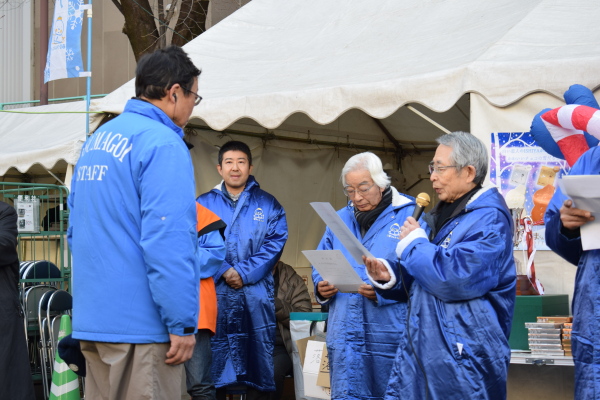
[341,152,391,189]
[436,131,488,185]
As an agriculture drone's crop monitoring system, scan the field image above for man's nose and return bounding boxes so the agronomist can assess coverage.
[354,192,366,201]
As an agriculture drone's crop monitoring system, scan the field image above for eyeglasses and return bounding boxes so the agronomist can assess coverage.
[428,162,458,175]
[181,86,202,106]
[343,183,376,198]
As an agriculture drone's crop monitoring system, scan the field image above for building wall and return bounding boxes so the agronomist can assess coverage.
[0,1,33,105]
[30,1,137,102]
[1,0,246,106]
[207,0,250,29]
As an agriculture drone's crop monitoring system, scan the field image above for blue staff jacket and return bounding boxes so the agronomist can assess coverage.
[545,146,600,400]
[378,186,515,400]
[197,176,288,391]
[311,187,417,400]
[68,98,200,343]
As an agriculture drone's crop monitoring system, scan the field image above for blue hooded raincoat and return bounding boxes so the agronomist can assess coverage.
[311,187,417,400]
[197,176,288,391]
[375,186,515,400]
[545,146,600,399]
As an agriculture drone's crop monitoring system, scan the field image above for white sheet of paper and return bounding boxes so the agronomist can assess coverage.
[310,202,374,264]
[302,250,364,293]
[558,175,600,250]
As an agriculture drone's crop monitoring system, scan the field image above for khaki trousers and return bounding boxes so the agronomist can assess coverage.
[80,341,183,400]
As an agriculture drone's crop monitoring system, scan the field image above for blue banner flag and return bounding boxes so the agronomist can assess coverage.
[44,0,84,83]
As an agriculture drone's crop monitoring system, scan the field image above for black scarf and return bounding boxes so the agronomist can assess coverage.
[433,184,481,235]
[354,186,392,237]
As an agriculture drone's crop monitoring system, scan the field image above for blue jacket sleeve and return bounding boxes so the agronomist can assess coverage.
[236,201,288,285]
[197,230,227,279]
[544,185,583,266]
[67,173,76,250]
[214,259,234,281]
[371,219,430,302]
[139,142,200,336]
[311,227,332,304]
[399,209,510,303]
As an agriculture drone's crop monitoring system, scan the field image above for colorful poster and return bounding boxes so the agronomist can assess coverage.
[490,132,570,250]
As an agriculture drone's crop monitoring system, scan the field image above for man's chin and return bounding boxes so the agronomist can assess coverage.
[226,180,246,188]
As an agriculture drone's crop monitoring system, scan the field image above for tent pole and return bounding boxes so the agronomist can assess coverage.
[406,105,451,134]
[188,126,436,155]
[40,0,49,105]
[42,167,67,187]
[85,1,93,137]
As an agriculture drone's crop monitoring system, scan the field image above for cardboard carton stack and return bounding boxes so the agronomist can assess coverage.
[562,322,572,357]
[526,322,563,355]
[526,316,573,356]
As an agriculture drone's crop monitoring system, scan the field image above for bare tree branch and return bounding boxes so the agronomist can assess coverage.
[111,0,123,14]
[172,0,209,47]
[120,0,160,61]
[112,0,227,60]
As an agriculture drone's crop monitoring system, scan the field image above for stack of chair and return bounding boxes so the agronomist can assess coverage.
[18,260,71,400]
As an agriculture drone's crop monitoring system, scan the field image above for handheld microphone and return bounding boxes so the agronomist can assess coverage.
[411,192,431,221]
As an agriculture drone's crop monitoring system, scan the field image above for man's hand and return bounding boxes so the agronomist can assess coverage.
[400,217,420,239]
[363,256,391,282]
[317,280,338,299]
[358,283,377,301]
[560,200,594,230]
[223,267,243,289]
[165,333,195,365]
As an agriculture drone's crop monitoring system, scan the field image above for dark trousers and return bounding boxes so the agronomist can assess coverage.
[185,330,216,400]
[0,303,35,400]
[216,386,272,400]
[270,344,293,400]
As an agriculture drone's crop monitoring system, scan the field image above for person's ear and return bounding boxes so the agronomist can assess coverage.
[465,165,476,183]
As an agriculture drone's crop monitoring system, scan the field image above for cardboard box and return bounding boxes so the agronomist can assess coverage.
[316,346,330,388]
[300,339,331,399]
[509,295,570,350]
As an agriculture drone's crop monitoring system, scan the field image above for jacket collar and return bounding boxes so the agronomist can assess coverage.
[124,98,184,139]
[213,175,260,193]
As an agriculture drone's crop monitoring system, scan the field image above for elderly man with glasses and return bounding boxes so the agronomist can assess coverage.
[365,131,516,400]
[311,152,420,400]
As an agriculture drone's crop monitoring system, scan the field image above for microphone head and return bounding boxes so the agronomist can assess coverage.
[416,192,431,208]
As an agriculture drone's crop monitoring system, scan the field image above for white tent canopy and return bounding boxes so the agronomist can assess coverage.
[2,0,599,290]
[0,101,86,178]
[88,0,600,293]
[5,0,599,177]
[92,0,600,146]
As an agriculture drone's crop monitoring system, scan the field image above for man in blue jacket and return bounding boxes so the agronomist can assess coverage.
[198,141,288,400]
[68,46,203,400]
[545,146,598,399]
[366,131,516,400]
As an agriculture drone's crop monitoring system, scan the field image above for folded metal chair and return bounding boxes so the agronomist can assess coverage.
[38,289,72,400]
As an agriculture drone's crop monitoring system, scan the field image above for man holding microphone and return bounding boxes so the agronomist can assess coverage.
[366,131,516,400]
